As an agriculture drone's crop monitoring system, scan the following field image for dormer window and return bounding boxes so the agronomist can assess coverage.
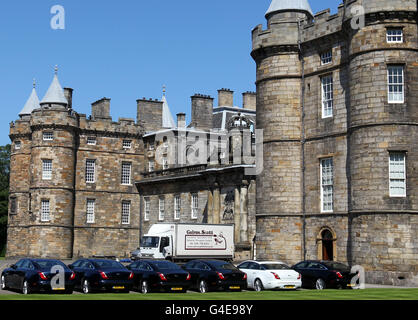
[387,28,403,43]
[43,131,54,141]
[320,51,332,65]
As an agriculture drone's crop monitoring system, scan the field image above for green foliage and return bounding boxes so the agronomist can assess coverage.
[0,144,10,256]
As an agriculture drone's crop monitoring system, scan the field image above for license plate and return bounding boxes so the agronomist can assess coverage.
[284,285,295,289]
[347,284,355,287]
[52,288,65,291]
[171,287,183,291]
[113,286,125,290]
[229,286,241,290]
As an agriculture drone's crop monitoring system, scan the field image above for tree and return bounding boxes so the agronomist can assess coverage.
[0,144,10,256]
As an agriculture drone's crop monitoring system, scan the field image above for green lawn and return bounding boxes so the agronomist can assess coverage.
[0,289,417,300]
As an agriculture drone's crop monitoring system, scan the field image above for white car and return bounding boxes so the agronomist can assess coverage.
[237,260,302,291]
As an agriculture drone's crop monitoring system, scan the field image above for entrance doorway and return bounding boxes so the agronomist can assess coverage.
[317,228,336,261]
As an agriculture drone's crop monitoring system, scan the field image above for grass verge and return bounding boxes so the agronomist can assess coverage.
[0,289,417,300]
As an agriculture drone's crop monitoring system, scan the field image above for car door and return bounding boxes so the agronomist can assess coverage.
[183,262,198,288]
[305,262,325,287]
[246,262,259,287]
[237,262,251,288]
[71,260,88,286]
[15,259,30,289]
[293,262,309,287]
[6,260,24,289]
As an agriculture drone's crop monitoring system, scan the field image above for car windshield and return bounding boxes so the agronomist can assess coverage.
[93,260,124,269]
[141,236,160,248]
[34,260,67,271]
[322,262,350,272]
[152,261,181,270]
[261,263,290,270]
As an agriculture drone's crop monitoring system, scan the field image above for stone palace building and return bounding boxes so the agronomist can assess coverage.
[6,0,418,286]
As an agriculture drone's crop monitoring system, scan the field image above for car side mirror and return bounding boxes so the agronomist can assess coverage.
[10,264,17,270]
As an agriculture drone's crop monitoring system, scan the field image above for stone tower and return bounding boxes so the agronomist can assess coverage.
[8,68,77,258]
[251,0,313,262]
[344,0,418,283]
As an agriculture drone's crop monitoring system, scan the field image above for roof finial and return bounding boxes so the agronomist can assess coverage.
[54,65,58,75]
[33,78,36,89]
[163,84,166,96]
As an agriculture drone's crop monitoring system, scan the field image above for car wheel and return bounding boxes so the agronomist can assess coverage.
[22,280,30,295]
[1,275,7,290]
[141,280,149,294]
[82,279,91,294]
[315,278,326,290]
[254,279,264,292]
[199,280,208,294]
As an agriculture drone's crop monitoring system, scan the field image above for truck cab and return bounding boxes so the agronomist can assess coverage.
[132,224,175,260]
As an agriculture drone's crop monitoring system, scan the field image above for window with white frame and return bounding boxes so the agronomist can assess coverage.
[320,158,334,213]
[174,195,181,220]
[87,137,97,145]
[123,140,132,149]
[41,200,50,222]
[15,141,21,150]
[159,197,165,221]
[321,75,334,118]
[389,152,406,197]
[191,193,198,219]
[386,28,403,43]
[388,65,404,103]
[149,142,155,151]
[85,159,96,183]
[42,160,52,180]
[320,51,332,65]
[149,160,155,172]
[86,199,95,224]
[144,197,150,221]
[43,132,54,141]
[121,162,132,185]
[122,201,131,225]
[10,197,17,214]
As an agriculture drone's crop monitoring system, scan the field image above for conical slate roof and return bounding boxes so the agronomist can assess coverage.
[19,85,40,116]
[266,0,313,17]
[162,95,176,128]
[40,70,68,105]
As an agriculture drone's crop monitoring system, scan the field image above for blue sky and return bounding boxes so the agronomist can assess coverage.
[0,0,340,145]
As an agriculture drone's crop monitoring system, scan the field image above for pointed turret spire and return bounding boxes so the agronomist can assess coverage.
[19,79,41,117]
[266,0,313,18]
[40,66,68,105]
[161,91,176,129]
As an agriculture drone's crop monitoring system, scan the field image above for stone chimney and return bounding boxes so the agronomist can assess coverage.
[91,98,111,120]
[177,113,186,128]
[64,88,73,109]
[242,91,256,111]
[218,88,234,107]
[190,94,214,131]
[137,98,163,132]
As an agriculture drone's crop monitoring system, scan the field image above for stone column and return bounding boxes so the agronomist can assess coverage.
[234,187,241,243]
[240,181,249,243]
[207,189,214,224]
[213,184,221,224]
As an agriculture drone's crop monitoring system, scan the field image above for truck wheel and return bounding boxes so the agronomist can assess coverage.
[199,280,208,293]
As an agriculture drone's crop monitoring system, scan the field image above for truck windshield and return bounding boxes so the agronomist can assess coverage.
[141,236,159,248]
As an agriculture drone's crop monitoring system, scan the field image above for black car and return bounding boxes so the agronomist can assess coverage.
[127,260,191,293]
[182,260,247,293]
[68,259,134,294]
[292,260,356,289]
[1,259,76,294]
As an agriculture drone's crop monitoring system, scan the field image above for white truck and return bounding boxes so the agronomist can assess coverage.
[131,223,235,262]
